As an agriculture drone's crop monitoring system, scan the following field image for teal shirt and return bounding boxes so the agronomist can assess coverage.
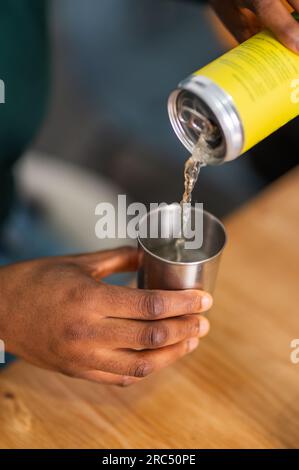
[0,0,49,222]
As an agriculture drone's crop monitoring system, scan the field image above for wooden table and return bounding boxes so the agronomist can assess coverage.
[0,168,299,449]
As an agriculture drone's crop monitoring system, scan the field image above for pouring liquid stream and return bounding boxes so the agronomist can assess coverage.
[174,133,212,261]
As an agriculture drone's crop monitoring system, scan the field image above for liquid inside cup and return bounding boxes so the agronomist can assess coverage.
[138,206,226,265]
[150,241,208,263]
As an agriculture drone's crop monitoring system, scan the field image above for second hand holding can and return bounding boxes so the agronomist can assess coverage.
[168,13,299,165]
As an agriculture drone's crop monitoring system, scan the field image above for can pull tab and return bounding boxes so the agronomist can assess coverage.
[178,97,221,147]
[178,98,213,133]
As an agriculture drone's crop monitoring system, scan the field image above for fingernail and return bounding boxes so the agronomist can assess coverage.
[199,317,210,337]
[187,337,199,353]
[201,294,213,310]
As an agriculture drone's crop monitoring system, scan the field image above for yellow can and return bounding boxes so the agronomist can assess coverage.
[168,17,299,165]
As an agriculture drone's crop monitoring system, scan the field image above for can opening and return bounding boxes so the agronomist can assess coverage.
[175,89,226,162]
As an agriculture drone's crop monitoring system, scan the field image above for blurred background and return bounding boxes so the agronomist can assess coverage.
[5,0,298,257]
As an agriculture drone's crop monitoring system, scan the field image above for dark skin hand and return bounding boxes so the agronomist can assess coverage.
[210,0,299,53]
[0,247,212,386]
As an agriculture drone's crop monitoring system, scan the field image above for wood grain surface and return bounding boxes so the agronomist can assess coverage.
[0,168,298,449]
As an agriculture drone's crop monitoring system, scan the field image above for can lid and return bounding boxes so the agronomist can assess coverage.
[168,75,244,164]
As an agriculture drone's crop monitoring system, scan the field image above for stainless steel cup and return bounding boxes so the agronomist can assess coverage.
[137,205,226,293]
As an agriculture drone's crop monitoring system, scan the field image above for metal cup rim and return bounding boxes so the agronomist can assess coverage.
[137,206,227,266]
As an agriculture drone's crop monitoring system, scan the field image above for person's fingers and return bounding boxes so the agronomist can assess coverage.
[85,337,200,378]
[76,246,141,279]
[77,370,141,387]
[289,0,299,12]
[211,0,260,42]
[95,284,213,319]
[249,0,299,52]
[237,8,261,41]
[82,315,209,349]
